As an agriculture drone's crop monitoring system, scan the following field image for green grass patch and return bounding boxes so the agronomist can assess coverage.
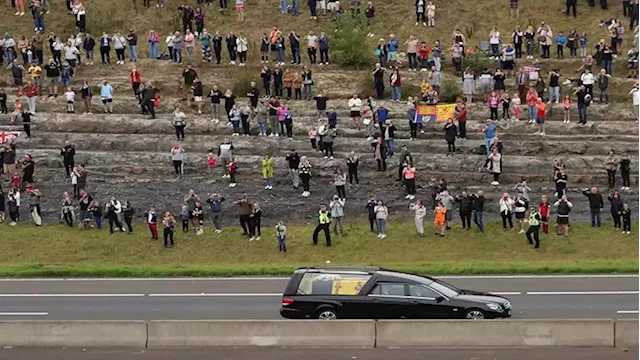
[0,221,637,277]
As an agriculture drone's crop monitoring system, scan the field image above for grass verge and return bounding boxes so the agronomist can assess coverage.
[0,221,636,277]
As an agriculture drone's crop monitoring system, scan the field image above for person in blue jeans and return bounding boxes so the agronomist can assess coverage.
[471,190,485,232]
[275,221,287,252]
[481,119,496,155]
[382,120,396,157]
[280,0,288,13]
[582,187,604,227]
[148,30,159,59]
[127,29,138,62]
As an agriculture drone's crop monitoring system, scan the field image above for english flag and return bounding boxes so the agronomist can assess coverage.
[0,131,21,144]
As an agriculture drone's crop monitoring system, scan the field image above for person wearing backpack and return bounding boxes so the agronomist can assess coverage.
[207,193,226,233]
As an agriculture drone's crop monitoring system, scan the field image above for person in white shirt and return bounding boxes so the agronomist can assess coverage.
[63,42,80,68]
[630,83,639,123]
[347,93,362,128]
[306,31,319,64]
[498,192,515,230]
[110,197,125,231]
[489,28,501,59]
[64,87,75,113]
[580,69,595,97]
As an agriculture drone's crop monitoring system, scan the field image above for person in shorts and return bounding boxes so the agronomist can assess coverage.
[99,80,114,113]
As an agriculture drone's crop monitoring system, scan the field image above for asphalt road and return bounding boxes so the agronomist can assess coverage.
[0,275,637,320]
[0,348,637,360]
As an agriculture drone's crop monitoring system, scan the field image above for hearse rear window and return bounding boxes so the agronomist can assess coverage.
[296,273,372,295]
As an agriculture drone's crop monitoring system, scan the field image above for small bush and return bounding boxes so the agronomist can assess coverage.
[331,14,371,68]
[463,53,494,74]
[439,78,463,103]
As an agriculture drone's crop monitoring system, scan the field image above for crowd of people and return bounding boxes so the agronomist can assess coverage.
[0,0,636,250]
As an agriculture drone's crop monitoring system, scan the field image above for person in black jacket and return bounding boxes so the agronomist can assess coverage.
[471,190,485,232]
[620,155,631,190]
[60,140,75,177]
[443,118,457,155]
[582,187,604,227]
[607,191,623,230]
[285,149,300,189]
[621,203,632,234]
[83,34,96,65]
[226,32,237,65]
[123,200,134,233]
[455,191,473,230]
[273,65,284,98]
[212,31,223,64]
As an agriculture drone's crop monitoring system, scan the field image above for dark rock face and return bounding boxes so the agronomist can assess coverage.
[0,100,637,225]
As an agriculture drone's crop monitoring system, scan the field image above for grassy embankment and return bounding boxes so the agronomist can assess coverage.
[0,221,637,277]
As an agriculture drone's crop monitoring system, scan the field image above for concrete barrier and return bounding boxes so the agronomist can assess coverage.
[0,321,147,347]
[615,320,639,347]
[148,320,376,348]
[376,320,615,347]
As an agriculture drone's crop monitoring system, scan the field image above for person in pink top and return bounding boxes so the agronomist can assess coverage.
[184,30,196,64]
[562,95,572,123]
[206,152,216,174]
[487,91,499,120]
[402,162,417,200]
[277,103,288,136]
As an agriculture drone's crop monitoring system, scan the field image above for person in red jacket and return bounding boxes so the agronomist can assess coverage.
[130,68,142,99]
[417,41,431,71]
[539,194,550,233]
[525,87,538,124]
[454,102,467,140]
[24,80,37,114]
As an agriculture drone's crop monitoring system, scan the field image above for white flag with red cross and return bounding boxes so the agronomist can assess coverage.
[0,131,21,144]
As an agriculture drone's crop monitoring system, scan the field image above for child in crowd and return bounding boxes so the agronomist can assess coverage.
[539,194,550,234]
[64,87,75,113]
[179,205,189,232]
[227,157,237,187]
[511,92,521,120]
[10,99,22,124]
[562,95,572,123]
[308,125,318,151]
[501,93,510,120]
[192,200,204,235]
[621,203,631,234]
[433,201,446,236]
[487,91,499,120]
[206,152,216,174]
[275,220,287,253]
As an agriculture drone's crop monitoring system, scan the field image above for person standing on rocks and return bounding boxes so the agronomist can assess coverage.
[262,154,274,190]
[172,106,187,141]
[285,149,300,190]
[218,138,234,179]
[322,127,336,159]
[443,118,457,155]
[347,151,359,185]
[80,81,93,114]
[484,146,502,186]
[99,80,114,114]
[582,187,604,227]
[333,167,346,200]
[605,150,619,189]
[171,143,186,175]
[60,140,76,178]
[208,85,222,122]
[299,156,312,197]
[312,204,332,246]
[620,155,631,191]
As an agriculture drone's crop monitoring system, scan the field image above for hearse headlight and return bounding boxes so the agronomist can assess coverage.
[486,303,501,311]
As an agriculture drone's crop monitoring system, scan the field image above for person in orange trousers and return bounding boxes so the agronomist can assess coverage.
[434,202,447,237]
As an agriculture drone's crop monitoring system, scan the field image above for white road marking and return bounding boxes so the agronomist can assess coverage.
[0,294,145,297]
[617,310,640,314]
[0,274,636,281]
[148,293,282,297]
[0,312,49,316]
[490,292,522,296]
[527,291,639,295]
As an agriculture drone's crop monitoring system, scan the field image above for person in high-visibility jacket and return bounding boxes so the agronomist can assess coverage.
[526,206,542,248]
[312,204,332,246]
[433,202,447,237]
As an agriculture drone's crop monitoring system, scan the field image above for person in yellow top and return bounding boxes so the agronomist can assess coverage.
[27,63,43,88]
[261,154,274,190]
[433,201,447,237]
[420,78,431,96]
